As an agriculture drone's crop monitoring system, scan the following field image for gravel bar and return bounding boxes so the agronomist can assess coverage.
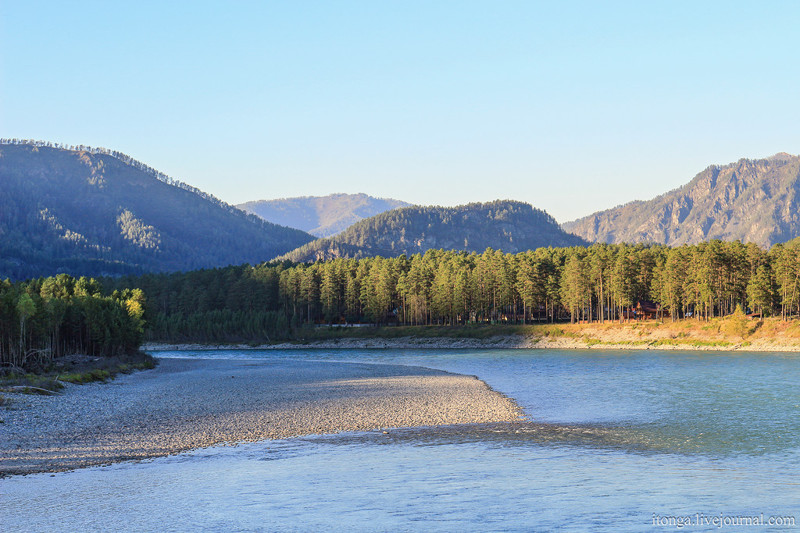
[0,358,522,476]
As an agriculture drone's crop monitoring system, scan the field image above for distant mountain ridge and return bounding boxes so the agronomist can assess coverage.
[279,200,587,262]
[0,140,314,279]
[564,153,800,248]
[238,193,411,237]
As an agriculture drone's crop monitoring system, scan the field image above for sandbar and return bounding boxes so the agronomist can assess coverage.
[0,357,522,476]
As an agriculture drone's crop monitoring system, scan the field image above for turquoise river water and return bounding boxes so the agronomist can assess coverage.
[2,349,799,532]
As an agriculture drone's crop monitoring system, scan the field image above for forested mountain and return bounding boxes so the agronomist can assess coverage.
[564,153,800,248]
[237,193,411,237]
[0,140,315,279]
[278,200,588,262]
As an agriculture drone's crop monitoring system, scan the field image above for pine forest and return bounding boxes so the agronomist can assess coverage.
[105,238,800,344]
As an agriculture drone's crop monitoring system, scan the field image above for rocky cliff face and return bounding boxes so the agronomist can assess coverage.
[563,153,800,248]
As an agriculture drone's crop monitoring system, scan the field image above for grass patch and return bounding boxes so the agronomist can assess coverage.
[296,323,586,342]
[58,369,112,384]
[597,340,649,346]
[0,374,65,393]
[295,324,544,342]
[690,340,733,347]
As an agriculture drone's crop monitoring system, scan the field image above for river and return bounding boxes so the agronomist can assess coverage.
[2,349,798,531]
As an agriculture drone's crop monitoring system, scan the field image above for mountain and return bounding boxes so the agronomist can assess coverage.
[563,153,800,248]
[0,141,315,279]
[237,193,411,238]
[278,200,587,262]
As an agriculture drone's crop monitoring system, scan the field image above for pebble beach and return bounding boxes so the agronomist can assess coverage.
[0,357,522,476]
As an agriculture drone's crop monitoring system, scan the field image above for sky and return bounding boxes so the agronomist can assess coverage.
[2,1,800,222]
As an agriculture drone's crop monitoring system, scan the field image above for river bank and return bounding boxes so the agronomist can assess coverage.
[144,338,800,352]
[150,317,800,352]
[0,357,522,476]
[143,330,800,352]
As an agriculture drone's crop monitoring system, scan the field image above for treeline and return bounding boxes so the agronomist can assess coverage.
[0,274,145,370]
[112,238,800,343]
[112,265,290,343]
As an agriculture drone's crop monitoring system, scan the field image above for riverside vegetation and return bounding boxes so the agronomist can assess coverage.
[109,238,800,345]
[4,237,800,365]
[0,274,152,398]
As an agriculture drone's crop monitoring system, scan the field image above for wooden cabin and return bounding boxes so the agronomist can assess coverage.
[635,301,666,320]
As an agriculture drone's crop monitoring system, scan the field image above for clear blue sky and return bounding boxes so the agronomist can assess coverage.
[2,1,799,222]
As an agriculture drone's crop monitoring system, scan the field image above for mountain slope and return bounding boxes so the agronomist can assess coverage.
[237,193,411,237]
[0,141,315,279]
[563,153,800,248]
[279,200,587,262]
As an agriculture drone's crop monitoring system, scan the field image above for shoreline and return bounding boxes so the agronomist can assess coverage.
[142,335,800,352]
[0,357,522,477]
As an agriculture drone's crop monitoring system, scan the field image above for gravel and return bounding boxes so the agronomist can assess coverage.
[0,358,522,476]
